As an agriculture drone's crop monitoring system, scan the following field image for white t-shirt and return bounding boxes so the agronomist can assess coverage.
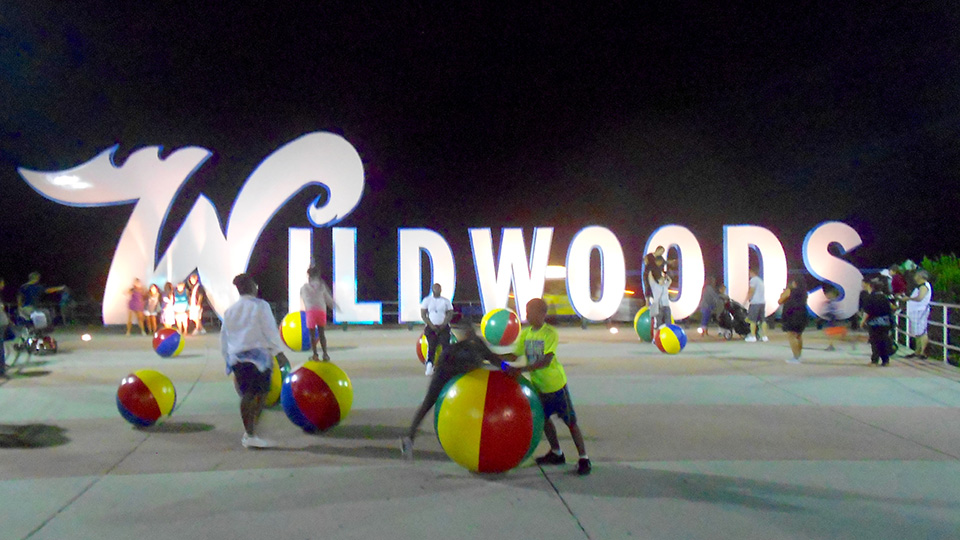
[220,295,285,372]
[300,279,334,311]
[749,276,765,305]
[420,294,453,325]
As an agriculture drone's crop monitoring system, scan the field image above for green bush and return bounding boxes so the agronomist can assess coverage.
[921,254,960,305]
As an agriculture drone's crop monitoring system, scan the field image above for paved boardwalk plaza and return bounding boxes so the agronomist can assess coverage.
[2,326,959,540]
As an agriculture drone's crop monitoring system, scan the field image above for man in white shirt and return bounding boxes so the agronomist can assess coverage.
[420,283,454,376]
[746,268,769,342]
[220,273,289,449]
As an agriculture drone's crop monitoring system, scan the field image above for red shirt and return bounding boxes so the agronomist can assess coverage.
[892,274,907,295]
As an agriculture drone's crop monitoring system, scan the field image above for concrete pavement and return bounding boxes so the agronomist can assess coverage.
[2,325,959,539]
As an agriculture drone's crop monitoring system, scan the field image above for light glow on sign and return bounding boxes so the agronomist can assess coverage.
[802,221,863,319]
[398,228,456,323]
[565,226,625,321]
[643,225,705,320]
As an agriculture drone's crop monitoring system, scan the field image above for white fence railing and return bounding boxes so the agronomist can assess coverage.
[893,301,960,365]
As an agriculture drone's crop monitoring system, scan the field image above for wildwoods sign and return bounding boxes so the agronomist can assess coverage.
[18,132,863,325]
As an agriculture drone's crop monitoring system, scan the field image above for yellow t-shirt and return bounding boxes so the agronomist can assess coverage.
[513,323,566,394]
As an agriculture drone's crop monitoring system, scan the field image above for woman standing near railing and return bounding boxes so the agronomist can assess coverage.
[903,271,932,359]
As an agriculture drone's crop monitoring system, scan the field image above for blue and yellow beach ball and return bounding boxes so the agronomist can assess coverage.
[480,308,521,346]
[116,369,176,427]
[434,369,544,474]
[281,361,353,432]
[654,323,688,354]
[152,328,184,358]
[280,311,311,352]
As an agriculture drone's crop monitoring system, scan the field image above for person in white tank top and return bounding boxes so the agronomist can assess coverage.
[903,271,932,358]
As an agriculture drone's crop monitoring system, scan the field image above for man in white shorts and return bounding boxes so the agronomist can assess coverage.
[746,268,769,342]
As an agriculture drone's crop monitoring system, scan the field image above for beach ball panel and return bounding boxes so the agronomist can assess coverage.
[435,370,487,472]
[136,370,176,416]
[292,368,341,431]
[517,376,545,462]
[117,376,162,424]
[478,371,533,473]
[302,361,353,418]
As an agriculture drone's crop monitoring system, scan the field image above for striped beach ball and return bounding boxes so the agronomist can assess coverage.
[280,311,311,352]
[633,306,674,343]
[480,308,521,346]
[116,369,176,427]
[416,332,458,364]
[281,361,353,432]
[152,328,184,358]
[434,369,544,474]
[654,323,688,354]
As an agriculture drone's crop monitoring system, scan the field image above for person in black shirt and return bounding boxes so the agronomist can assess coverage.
[859,278,896,366]
[778,277,809,363]
[400,323,502,459]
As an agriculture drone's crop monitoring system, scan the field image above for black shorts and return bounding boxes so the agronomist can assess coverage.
[232,361,271,396]
[539,385,578,426]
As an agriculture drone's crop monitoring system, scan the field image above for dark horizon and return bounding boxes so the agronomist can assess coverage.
[3,2,959,305]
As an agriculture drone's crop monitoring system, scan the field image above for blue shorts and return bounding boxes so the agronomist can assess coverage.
[539,385,577,426]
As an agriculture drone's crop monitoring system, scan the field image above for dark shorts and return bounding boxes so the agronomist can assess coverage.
[539,385,578,426]
[232,361,271,396]
[747,304,765,324]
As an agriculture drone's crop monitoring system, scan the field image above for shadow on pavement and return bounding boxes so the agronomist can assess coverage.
[0,423,70,448]
[144,421,216,434]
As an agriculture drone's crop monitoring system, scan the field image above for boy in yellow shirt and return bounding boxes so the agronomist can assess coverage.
[500,298,591,475]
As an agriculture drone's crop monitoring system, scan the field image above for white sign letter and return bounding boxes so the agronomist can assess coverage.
[803,221,863,319]
[723,225,787,317]
[332,227,382,324]
[398,229,456,323]
[566,226,626,321]
[644,225,705,320]
[470,228,553,320]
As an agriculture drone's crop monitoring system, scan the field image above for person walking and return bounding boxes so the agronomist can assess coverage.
[778,277,808,363]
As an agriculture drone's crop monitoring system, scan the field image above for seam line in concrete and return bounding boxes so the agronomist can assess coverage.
[538,465,591,540]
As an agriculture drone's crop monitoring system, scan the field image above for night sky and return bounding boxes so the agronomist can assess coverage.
[2,2,960,305]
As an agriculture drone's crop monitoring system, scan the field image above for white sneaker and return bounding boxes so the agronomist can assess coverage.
[424,362,434,376]
[786,357,801,364]
[761,336,769,342]
[241,433,277,449]
[745,336,757,343]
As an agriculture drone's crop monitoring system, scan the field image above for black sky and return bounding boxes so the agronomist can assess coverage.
[2,1,960,303]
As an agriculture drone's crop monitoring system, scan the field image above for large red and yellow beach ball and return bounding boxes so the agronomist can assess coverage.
[633,306,674,343]
[433,369,544,474]
[654,323,688,354]
[116,369,177,427]
[152,328,184,358]
[281,361,353,432]
[279,311,311,352]
[415,332,458,364]
[480,308,521,346]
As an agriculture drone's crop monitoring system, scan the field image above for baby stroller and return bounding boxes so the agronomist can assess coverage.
[10,308,58,368]
[717,300,751,340]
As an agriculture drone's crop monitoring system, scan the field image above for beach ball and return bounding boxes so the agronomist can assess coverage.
[265,356,292,407]
[654,323,688,354]
[116,369,176,427]
[280,311,311,352]
[416,332,458,364]
[481,308,521,346]
[281,361,353,432]
[434,369,544,474]
[633,306,674,343]
[152,328,184,358]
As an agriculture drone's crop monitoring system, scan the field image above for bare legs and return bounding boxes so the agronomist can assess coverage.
[126,310,145,335]
[787,331,803,359]
[309,326,330,361]
[543,418,587,458]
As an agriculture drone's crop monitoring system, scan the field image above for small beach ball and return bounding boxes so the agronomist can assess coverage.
[152,328,184,358]
[654,323,688,354]
[281,361,353,432]
[280,311,311,352]
[480,308,521,346]
[116,369,176,427]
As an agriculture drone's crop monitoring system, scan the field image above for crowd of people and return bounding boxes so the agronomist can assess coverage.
[125,273,207,337]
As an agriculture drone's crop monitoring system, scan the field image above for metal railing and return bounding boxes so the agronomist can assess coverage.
[893,301,960,365]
